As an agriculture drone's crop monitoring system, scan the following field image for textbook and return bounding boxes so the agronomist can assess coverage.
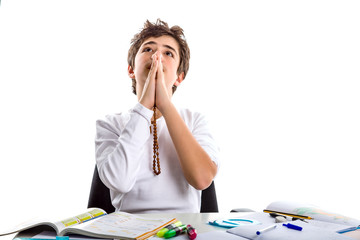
[0,208,177,240]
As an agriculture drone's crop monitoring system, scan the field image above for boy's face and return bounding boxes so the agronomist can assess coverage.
[128,35,184,99]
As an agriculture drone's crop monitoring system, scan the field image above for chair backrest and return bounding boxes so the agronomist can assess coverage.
[88,165,218,213]
[200,180,219,213]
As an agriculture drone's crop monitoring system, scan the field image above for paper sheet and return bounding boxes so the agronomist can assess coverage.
[227,220,354,240]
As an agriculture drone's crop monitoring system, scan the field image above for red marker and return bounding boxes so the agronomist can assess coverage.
[186,224,197,240]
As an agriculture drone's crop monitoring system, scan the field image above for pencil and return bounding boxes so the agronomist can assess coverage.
[263,209,313,220]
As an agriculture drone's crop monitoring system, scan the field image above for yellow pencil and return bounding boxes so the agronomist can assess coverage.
[263,209,313,220]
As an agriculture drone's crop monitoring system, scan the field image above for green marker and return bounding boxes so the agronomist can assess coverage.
[164,224,187,239]
[157,221,182,237]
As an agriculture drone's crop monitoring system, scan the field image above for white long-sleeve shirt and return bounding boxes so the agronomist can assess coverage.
[95,103,219,213]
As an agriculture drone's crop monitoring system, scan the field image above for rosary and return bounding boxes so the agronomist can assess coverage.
[151,106,161,175]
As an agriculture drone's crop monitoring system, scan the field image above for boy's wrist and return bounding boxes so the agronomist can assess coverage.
[139,99,154,110]
[159,101,176,118]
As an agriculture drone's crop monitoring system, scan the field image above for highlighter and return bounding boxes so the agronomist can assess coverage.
[157,221,182,237]
[186,224,197,240]
[164,224,187,239]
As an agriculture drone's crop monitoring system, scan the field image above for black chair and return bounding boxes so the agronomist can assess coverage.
[88,165,219,213]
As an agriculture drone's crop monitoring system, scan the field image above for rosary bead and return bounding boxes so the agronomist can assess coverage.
[152,106,161,175]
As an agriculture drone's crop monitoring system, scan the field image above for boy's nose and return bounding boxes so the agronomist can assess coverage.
[152,51,163,61]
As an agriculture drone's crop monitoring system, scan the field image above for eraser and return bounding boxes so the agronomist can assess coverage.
[275,216,287,223]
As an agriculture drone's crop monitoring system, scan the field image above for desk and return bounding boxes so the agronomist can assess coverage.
[140,212,248,233]
[142,213,360,240]
[13,212,360,240]
[13,212,245,239]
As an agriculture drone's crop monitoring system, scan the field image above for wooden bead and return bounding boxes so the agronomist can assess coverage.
[152,106,161,175]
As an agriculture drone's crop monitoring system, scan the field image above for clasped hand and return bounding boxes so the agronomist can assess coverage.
[139,52,173,114]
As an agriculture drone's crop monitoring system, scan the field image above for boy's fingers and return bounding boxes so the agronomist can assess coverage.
[157,54,164,80]
[149,54,158,80]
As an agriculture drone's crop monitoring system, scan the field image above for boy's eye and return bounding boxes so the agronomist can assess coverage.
[165,51,173,57]
[143,47,153,52]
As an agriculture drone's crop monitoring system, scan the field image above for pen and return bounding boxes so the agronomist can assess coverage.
[256,224,277,235]
[263,209,313,220]
[337,226,360,234]
[283,223,303,231]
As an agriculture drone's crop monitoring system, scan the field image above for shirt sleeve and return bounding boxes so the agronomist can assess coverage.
[190,111,221,170]
[95,103,154,194]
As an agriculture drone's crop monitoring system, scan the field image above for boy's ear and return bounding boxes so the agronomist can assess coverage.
[174,72,185,86]
[128,65,135,79]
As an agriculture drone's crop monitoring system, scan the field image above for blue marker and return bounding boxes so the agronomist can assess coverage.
[283,223,302,231]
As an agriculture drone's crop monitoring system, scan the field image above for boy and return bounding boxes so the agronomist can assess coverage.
[95,19,219,213]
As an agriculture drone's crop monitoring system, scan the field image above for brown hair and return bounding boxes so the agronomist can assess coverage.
[128,19,190,95]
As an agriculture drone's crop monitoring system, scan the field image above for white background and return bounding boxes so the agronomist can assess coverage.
[0,0,359,239]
